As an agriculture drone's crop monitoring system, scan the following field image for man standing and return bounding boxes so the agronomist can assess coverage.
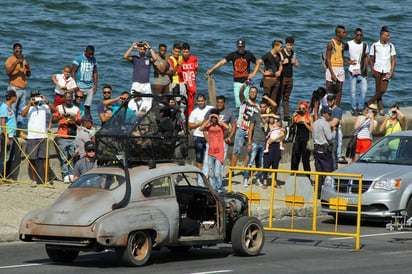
[279,37,299,121]
[207,39,257,108]
[21,90,56,185]
[97,85,118,125]
[169,43,188,115]
[153,44,171,97]
[124,41,157,111]
[312,106,333,197]
[231,82,260,167]
[72,45,98,115]
[0,90,18,178]
[52,91,81,183]
[327,94,347,167]
[181,43,198,116]
[326,25,346,106]
[345,28,369,116]
[250,40,283,113]
[5,43,31,127]
[72,141,97,182]
[188,94,213,172]
[367,26,396,116]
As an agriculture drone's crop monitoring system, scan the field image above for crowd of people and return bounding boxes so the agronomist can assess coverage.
[0,24,402,192]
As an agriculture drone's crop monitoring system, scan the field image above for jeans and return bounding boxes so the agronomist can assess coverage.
[348,72,367,110]
[8,86,26,126]
[244,143,264,180]
[233,128,248,155]
[337,127,342,158]
[208,155,223,192]
[56,137,75,178]
[202,142,229,177]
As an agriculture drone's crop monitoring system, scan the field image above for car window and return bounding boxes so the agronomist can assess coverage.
[70,174,125,190]
[173,172,207,188]
[360,136,412,164]
[142,176,172,197]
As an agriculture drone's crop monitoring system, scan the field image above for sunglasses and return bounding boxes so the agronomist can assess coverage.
[120,97,126,100]
[86,149,95,153]
[76,95,84,99]
[14,50,22,53]
[103,91,111,94]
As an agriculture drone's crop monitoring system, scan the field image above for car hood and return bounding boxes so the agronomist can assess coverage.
[335,162,412,180]
[34,188,117,226]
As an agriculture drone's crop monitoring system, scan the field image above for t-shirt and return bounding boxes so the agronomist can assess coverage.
[97,101,119,124]
[331,106,343,127]
[5,56,29,89]
[181,55,198,93]
[347,40,369,74]
[225,50,256,82]
[169,55,184,83]
[73,157,96,178]
[75,127,94,158]
[74,103,85,117]
[206,124,225,164]
[112,105,136,124]
[132,55,152,83]
[72,54,97,89]
[204,108,237,138]
[153,55,171,85]
[237,99,260,131]
[189,105,213,137]
[53,104,81,138]
[250,112,266,145]
[281,49,294,78]
[0,103,16,135]
[26,104,50,139]
[261,51,282,77]
[54,73,77,95]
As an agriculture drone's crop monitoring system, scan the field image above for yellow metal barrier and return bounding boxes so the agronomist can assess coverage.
[228,166,363,251]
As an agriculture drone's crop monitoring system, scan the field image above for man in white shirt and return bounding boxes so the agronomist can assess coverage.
[21,90,57,185]
[367,26,396,116]
[345,28,369,116]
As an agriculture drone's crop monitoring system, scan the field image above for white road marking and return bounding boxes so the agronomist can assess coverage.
[188,270,233,274]
[0,263,50,269]
[329,231,412,240]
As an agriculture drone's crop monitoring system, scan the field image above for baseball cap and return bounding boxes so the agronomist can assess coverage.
[326,93,336,101]
[81,114,93,122]
[237,39,246,47]
[320,106,332,115]
[30,89,41,97]
[5,90,16,98]
[84,141,95,152]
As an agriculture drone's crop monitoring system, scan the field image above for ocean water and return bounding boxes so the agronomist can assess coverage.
[1,0,411,121]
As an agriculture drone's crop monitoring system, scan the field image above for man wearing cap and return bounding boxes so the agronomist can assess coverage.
[188,94,213,177]
[326,93,347,167]
[207,39,257,108]
[124,41,157,111]
[0,90,18,178]
[5,43,31,127]
[75,114,95,159]
[312,106,334,197]
[21,90,56,185]
[72,141,97,182]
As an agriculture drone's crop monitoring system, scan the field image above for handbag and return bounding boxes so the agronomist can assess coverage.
[284,123,296,143]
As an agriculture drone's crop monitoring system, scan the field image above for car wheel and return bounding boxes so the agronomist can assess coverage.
[231,216,265,256]
[117,231,152,266]
[407,198,412,218]
[45,245,79,263]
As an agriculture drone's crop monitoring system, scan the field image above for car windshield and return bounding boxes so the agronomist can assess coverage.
[359,135,412,165]
[69,174,125,190]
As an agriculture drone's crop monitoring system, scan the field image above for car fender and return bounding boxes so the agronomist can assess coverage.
[94,205,172,247]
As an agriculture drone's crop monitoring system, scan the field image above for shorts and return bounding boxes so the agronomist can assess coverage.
[54,94,65,106]
[194,136,207,163]
[132,82,152,110]
[26,138,47,160]
[233,128,248,155]
[326,66,345,82]
[79,87,94,106]
[355,138,371,154]
[234,82,250,108]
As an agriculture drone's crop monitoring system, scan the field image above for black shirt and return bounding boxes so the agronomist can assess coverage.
[261,51,282,77]
[225,50,257,82]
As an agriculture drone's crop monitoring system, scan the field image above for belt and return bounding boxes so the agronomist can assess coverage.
[314,144,328,148]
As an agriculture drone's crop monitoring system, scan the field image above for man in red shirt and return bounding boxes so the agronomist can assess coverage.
[181,43,198,116]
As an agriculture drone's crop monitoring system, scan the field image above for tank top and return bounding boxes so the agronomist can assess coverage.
[330,39,344,67]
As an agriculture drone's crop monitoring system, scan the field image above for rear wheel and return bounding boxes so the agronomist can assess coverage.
[406,198,412,218]
[45,245,79,263]
[231,216,264,256]
[117,231,152,266]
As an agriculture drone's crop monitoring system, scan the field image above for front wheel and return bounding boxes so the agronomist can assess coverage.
[231,216,265,256]
[116,231,152,266]
[45,245,79,263]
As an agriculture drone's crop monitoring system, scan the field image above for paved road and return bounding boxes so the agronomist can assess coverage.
[2,216,412,273]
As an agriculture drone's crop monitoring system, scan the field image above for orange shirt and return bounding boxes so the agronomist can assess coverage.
[5,56,29,89]
[53,104,81,138]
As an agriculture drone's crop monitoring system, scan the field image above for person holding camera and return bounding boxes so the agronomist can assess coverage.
[379,103,405,159]
[124,41,157,111]
[52,91,81,183]
[21,90,56,185]
[352,104,378,162]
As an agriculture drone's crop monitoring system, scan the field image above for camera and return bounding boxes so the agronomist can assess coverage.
[137,42,144,47]
[296,110,304,116]
[35,96,42,102]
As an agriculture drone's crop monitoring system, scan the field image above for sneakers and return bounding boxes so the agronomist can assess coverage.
[243,178,249,187]
[255,179,263,187]
[351,109,359,116]
[63,175,74,184]
[338,156,348,164]
[283,116,291,122]
[31,181,38,187]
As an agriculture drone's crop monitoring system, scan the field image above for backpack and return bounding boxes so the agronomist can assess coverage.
[321,39,344,72]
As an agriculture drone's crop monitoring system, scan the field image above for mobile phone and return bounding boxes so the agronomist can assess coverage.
[35,96,42,102]
[246,80,254,87]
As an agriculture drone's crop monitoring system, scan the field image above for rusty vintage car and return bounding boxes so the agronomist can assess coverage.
[19,94,264,266]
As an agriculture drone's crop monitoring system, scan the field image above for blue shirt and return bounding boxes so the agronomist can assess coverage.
[112,105,136,124]
[132,55,152,83]
[73,54,97,89]
[0,103,16,135]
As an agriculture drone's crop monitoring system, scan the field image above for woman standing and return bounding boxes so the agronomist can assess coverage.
[290,101,313,171]
[353,104,378,162]
[379,103,405,159]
